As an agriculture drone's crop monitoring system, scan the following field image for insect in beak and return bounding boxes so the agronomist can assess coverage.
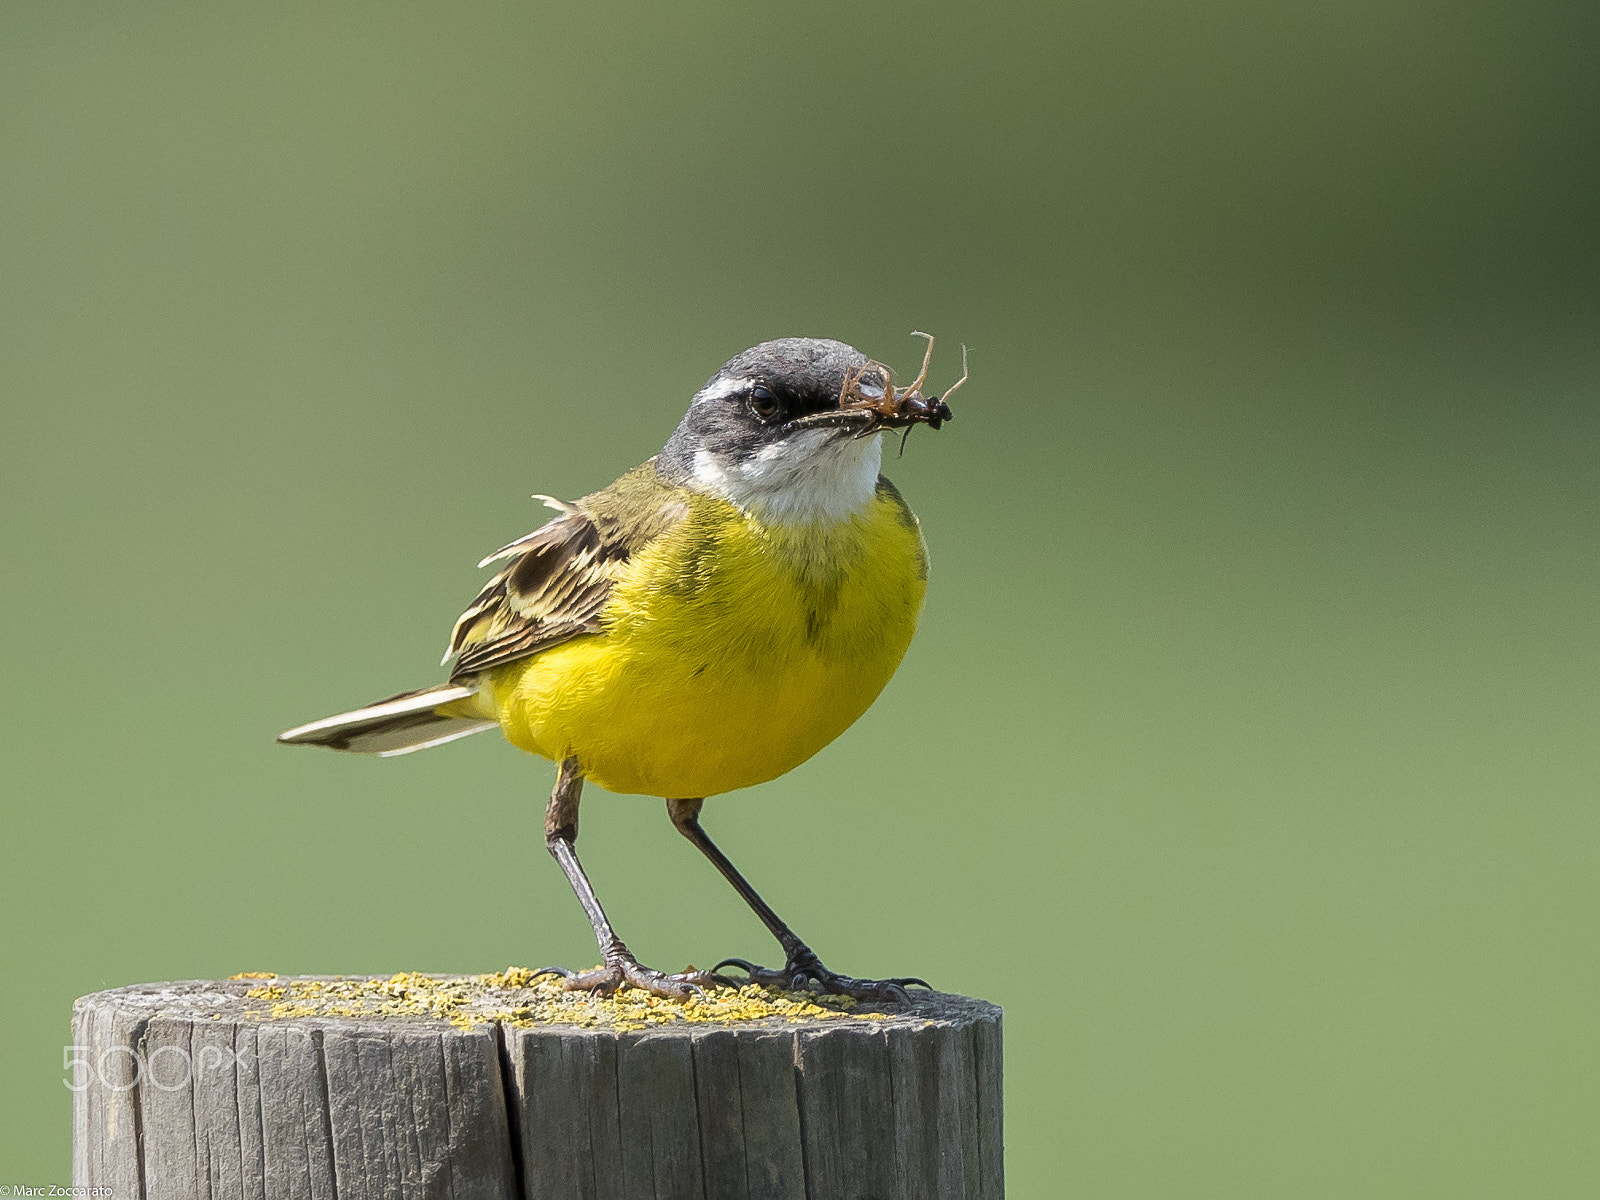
[836,332,966,440]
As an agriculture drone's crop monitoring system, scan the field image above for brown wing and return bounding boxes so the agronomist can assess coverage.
[444,463,686,680]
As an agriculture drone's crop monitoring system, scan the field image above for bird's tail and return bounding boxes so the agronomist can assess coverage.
[277,683,497,757]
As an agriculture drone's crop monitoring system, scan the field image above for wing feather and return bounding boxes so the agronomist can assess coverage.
[443,462,687,680]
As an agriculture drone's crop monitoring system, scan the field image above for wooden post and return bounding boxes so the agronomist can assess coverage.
[72,976,1003,1199]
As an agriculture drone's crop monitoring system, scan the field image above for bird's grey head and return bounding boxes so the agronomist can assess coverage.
[656,336,960,525]
[657,338,879,476]
[655,338,889,525]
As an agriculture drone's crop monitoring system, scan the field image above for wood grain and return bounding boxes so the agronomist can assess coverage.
[73,978,1002,1199]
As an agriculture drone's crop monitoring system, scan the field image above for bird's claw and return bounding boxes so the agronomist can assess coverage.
[530,958,726,1001]
[714,951,931,1004]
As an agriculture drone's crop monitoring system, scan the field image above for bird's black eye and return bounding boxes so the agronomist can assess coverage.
[748,384,781,420]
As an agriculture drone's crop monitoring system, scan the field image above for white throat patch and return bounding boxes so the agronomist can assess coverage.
[691,430,883,526]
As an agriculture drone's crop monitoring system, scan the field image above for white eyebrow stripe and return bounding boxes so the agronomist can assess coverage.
[695,375,747,403]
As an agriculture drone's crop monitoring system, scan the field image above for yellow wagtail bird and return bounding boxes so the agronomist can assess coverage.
[279,335,965,1001]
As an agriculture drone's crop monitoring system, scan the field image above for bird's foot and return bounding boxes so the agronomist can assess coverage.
[532,943,731,1000]
[715,945,931,1005]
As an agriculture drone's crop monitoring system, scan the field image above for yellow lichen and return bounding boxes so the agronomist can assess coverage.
[235,968,893,1031]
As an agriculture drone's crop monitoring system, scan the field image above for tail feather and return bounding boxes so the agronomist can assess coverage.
[277,683,497,757]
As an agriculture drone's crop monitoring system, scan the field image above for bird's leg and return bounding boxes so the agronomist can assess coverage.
[533,760,723,999]
[666,798,930,1004]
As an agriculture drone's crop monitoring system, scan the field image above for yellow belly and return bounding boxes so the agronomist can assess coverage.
[485,487,927,797]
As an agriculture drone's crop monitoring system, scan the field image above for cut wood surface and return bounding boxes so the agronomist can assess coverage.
[72,975,1003,1199]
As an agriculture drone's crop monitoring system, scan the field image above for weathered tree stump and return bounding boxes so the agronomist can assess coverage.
[72,974,1003,1199]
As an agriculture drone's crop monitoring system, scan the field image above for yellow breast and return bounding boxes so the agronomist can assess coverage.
[486,483,927,797]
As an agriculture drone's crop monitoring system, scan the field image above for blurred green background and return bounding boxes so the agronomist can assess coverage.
[3,0,1598,1193]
